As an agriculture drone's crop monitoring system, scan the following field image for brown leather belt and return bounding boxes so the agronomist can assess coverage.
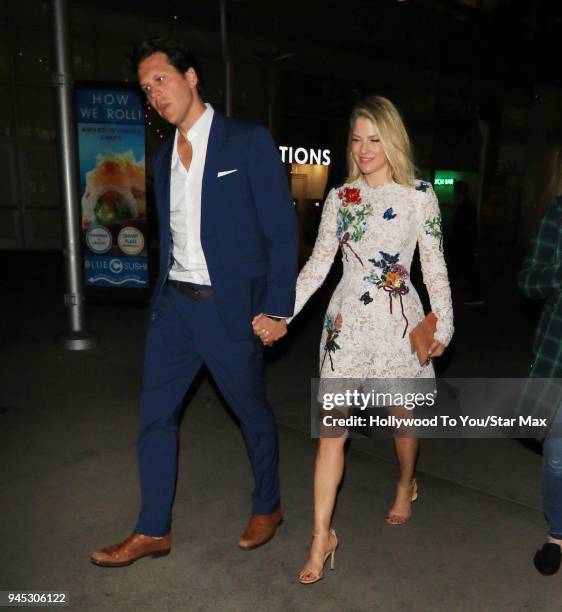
[170,280,214,300]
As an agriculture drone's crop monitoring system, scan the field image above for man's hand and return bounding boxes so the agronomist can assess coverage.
[252,314,287,346]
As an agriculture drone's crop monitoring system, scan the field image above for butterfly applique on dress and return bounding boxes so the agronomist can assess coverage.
[360,291,373,305]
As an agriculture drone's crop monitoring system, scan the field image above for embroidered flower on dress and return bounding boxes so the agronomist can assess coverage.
[336,189,372,266]
[363,252,410,337]
[368,252,400,274]
[321,313,342,372]
[383,207,396,220]
[424,215,443,251]
[338,187,362,206]
[364,253,409,291]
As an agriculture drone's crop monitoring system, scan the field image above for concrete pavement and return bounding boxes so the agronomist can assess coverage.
[1,253,561,611]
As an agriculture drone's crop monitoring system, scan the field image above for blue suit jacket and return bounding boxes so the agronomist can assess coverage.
[151,111,299,340]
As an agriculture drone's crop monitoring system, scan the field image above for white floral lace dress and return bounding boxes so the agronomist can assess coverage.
[290,179,454,383]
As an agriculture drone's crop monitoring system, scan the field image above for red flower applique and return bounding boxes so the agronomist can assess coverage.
[337,187,362,207]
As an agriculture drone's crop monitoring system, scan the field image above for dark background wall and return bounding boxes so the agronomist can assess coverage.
[0,0,561,253]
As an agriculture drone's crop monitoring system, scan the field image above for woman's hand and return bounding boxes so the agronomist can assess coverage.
[252,314,287,346]
[427,339,445,359]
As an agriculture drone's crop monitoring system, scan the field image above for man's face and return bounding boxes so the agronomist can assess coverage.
[138,51,198,127]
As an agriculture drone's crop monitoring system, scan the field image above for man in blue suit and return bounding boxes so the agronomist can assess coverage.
[91,37,298,567]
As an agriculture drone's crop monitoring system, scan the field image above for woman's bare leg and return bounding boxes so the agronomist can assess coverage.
[298,435,345,581]
[386,406,419,523]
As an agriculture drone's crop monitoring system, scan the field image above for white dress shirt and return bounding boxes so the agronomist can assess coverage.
[168,103,214,285]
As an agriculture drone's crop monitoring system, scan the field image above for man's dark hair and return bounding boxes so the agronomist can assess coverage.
[131,35,201,79]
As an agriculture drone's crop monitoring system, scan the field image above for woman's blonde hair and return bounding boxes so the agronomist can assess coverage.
[346,95,416,186]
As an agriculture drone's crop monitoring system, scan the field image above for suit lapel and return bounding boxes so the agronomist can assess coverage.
[202,112,227,235]
[155,136,174,261]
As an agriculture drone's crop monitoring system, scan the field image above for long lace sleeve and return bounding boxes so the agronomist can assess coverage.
[417,185,454,346]
[288,188,340,321]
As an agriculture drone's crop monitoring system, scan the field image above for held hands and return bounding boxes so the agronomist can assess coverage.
[252,314,287,347]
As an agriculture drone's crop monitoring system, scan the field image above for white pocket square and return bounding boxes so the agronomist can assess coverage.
[217,169,238,177]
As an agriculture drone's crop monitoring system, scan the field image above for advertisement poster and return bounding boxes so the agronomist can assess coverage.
[76,86,148,288]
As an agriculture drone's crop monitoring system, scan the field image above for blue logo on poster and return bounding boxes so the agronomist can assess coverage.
[85,255,148,288]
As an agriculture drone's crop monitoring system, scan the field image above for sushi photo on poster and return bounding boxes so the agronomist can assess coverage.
[75,86,149,288]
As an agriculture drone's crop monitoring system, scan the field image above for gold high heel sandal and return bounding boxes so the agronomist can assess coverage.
[385,479,418,525]
[297,528,338,585]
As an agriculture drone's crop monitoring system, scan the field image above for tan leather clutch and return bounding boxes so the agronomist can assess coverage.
[410,312,437,365]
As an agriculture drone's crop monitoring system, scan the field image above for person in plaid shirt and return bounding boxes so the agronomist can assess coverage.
[518,195,562,576]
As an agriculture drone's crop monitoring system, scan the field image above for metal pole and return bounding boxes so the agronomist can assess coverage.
[52,0,97,350]
[219,0,232,117]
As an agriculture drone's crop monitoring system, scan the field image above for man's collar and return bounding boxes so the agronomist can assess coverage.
[172,103,214,165]
[186,102,213,140]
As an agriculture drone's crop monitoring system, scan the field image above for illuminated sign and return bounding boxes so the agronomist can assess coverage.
[434,177,455,186]
[279,146,331,165]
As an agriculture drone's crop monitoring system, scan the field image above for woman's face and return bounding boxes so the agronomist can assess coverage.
[350,117,390,185]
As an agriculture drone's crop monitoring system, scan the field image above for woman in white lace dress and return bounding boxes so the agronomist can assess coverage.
[291,96,454,584]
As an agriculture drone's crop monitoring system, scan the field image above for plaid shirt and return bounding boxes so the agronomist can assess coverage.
[518,196,562,378]
[516,196,562,438]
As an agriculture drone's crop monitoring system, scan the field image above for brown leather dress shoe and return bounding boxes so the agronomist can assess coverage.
[238,508,283,550]
[90,532,171,567]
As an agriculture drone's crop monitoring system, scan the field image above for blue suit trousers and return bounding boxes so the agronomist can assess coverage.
[134,281,280,536]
